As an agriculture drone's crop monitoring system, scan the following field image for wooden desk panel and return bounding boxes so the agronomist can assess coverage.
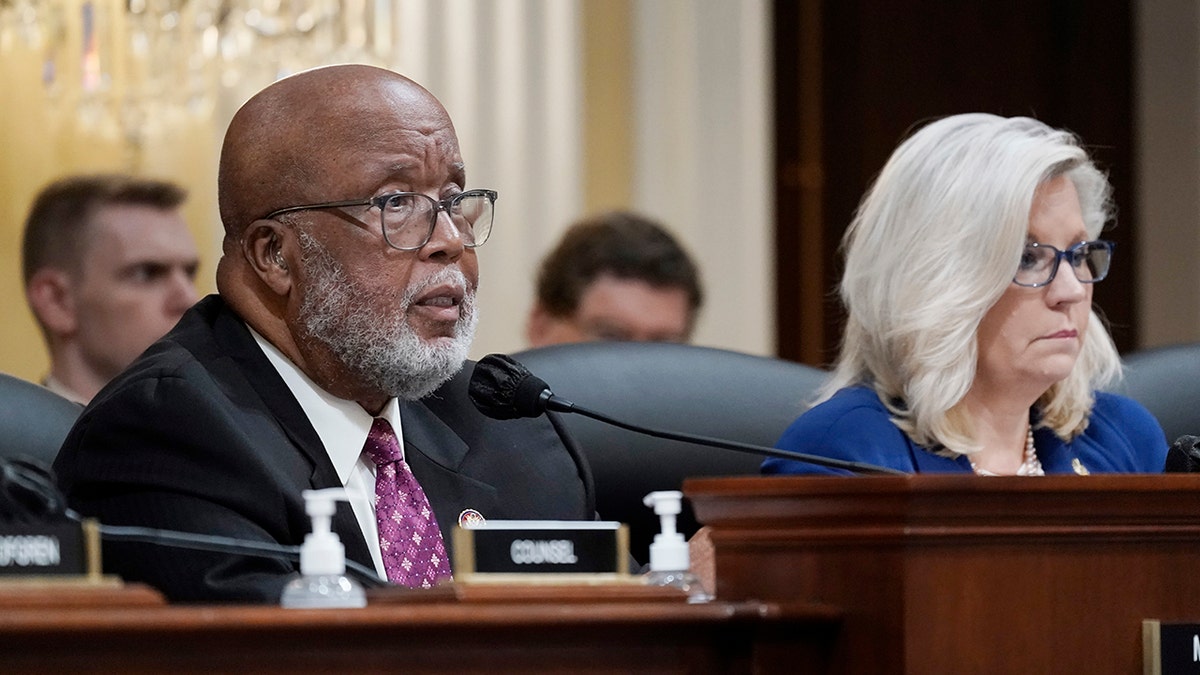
[0,583,841,674]
[687,474,1200,675]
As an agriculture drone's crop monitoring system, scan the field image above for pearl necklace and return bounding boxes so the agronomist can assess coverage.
[969,426,1044,476]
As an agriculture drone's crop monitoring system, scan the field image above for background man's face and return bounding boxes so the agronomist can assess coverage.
[71,203,200,380]
[531,274,694,346]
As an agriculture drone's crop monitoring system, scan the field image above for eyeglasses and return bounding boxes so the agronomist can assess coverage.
[1012,240,1114,288]
[263,189,497,251]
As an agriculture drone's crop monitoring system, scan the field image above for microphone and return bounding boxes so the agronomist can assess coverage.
[468,353,570,419]
[1165,435,1200,472]
[0,456,69,524]
[468,353,906,476]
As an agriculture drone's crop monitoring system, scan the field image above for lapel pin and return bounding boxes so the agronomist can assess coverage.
[458,509,485,528]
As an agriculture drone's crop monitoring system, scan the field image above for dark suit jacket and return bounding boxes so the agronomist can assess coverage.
[54,295,595,603]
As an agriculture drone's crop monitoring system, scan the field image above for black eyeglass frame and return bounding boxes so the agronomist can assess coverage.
[262,188,498,251]
[1012,239,1115,288]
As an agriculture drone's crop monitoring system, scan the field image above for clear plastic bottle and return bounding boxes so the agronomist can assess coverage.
[642,490,712,603]
[280,488,367,609]
[280,573,365,609]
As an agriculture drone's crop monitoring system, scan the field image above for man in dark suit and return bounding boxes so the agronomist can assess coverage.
[53,64,595,603]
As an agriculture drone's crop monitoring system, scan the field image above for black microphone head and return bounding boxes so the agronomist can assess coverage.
[0,456,68,524]
[469,354,554,420]
[1165,435,1200,473]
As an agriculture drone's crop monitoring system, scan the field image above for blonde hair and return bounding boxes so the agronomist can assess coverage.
[820,114,1121,454]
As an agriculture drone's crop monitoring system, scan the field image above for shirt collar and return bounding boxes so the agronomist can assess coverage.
[41,374,88,406]
[248,327,402,484]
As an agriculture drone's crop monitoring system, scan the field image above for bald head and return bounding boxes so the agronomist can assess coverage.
[217,64,455,240]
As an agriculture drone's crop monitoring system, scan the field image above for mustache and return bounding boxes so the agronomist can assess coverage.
[402,266,476,309]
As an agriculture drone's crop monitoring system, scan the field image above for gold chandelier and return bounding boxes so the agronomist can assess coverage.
[0,1,394,158]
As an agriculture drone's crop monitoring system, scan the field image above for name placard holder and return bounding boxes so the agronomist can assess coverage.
[453,520,630,583]
[0,519,103,582]
[1144,620,1200,675]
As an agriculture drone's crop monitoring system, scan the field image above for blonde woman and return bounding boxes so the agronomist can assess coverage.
[764,114,1166,476]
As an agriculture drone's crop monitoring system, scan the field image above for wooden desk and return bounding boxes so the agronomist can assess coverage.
[0,582,841,673]
[687,474,1200,675]
[22,474,1193,673]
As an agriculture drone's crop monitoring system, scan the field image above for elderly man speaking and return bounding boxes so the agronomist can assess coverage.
[54,64,595,603]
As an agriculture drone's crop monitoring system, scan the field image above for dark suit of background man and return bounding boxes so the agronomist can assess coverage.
[54,64,595,603]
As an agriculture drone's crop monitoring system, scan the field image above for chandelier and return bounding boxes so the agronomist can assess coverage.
[0,0,395,161]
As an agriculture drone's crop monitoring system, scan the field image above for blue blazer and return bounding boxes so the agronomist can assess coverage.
[763,385,1168,476]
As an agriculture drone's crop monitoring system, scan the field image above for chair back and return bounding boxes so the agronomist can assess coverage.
[1119,343,1200,446]
[511,341,827,564]
[0,373,83,466]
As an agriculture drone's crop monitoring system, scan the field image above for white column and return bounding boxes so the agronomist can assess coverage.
[1135,0,1200,348]
[631,0,774,355]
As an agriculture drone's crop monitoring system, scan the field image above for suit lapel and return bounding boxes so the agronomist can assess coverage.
[400,399,499,539]
[211,306,329,473]
[206,298,373,568]
[401,399,469,471]
[910,444,972,472]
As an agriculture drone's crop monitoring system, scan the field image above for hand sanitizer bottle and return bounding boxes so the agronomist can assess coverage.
[642,490,712,603]
[280,488,367,609]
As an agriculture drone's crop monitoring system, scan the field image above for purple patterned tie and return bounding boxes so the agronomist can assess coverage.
[363,417,452,587]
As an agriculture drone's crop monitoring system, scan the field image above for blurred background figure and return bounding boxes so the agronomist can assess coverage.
[21,174,200,404]
[526,210,703,346]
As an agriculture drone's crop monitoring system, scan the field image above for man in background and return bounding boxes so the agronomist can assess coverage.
[21,174,200,403]
[526,210,703,346]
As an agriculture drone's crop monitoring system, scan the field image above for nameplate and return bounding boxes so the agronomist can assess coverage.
[1143,620,1200,674]
[453,520,629,579]
[0,521,92,578]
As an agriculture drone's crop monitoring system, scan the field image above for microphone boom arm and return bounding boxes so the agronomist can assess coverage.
[92,521,386,587]
[547,395,907,476]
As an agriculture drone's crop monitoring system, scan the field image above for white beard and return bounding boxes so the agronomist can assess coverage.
[295,231,478,400]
